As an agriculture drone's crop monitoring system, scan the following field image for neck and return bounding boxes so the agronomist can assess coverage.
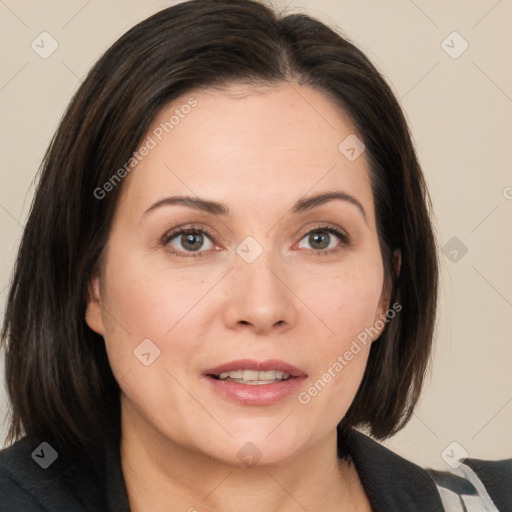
[119,400,361,512]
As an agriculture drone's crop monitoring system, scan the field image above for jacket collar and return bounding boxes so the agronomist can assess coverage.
[341,427,444,511]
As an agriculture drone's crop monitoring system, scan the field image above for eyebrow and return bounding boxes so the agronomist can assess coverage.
[143,191,367,222]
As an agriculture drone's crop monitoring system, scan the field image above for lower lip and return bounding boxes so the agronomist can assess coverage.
[204,375,307,405]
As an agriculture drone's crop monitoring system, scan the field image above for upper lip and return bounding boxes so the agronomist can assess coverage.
[205,359,307,378]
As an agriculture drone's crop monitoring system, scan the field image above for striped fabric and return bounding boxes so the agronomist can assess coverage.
[429,462,501,511]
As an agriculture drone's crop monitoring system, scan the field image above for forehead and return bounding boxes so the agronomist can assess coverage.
[115,83,375,224]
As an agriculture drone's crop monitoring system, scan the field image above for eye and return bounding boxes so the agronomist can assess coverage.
[162,224,349,258]
[163,227,215,257]
[297,225,349,254]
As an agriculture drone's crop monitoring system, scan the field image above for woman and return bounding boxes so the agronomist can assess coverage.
[0,1,510,511]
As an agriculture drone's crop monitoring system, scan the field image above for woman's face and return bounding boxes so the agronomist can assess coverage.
[86,83,390,466]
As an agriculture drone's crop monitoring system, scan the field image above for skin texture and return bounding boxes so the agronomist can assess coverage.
[85,83,388,511]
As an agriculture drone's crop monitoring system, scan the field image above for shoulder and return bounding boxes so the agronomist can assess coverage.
[341,427,446,511]
[342,427,511,512]
[0,436,107,512]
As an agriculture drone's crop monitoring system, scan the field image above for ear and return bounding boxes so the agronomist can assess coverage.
[373,248,401,340]
[85,271,106,336]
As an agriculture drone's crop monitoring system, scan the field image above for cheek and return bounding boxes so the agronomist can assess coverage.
[320,262,385,339]
[101,249,208,336]
[98,253,209,431]
[302,260,384,393]
[98,247,214,385]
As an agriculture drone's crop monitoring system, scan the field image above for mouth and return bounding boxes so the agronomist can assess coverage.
[203,359,307,405]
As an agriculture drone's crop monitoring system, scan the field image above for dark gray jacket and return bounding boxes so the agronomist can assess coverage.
[1,427,510,511]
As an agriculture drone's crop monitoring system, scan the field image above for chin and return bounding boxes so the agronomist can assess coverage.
[218,431,307,469]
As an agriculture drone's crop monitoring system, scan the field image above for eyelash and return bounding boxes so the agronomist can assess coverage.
[161,224,350,258]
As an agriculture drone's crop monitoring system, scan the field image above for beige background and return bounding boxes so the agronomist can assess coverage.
[1,0,511,470]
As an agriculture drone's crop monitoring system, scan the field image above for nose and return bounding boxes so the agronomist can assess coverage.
[221,248,298,335]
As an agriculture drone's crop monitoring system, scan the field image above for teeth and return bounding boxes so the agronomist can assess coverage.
[258,370,277,380]
[243,369,259,381]
[217,370,291,382]
[219,370,242,379]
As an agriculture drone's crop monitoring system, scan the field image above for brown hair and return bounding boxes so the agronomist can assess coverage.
[1,0,438,458]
